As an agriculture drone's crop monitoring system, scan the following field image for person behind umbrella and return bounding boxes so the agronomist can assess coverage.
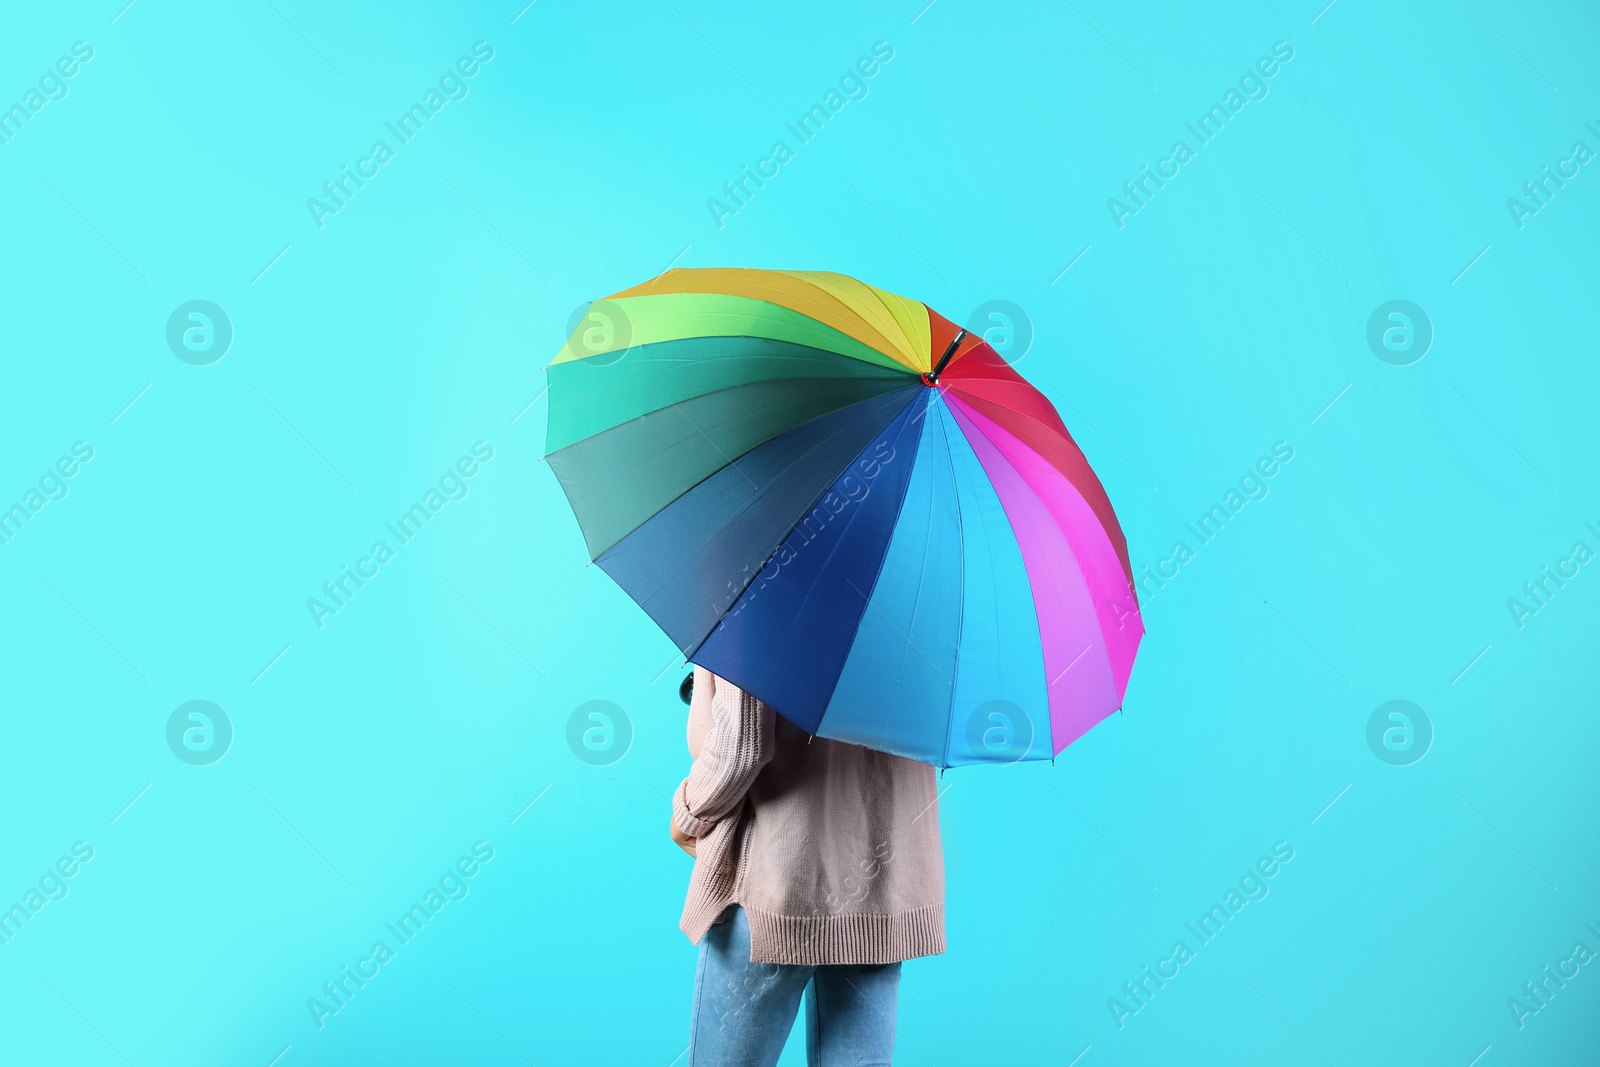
[670,666,945,1066]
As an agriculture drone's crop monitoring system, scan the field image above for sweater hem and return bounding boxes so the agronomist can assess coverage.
[742,901,946,965]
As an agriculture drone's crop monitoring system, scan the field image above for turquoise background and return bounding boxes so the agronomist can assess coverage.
[2,0,1597,1063]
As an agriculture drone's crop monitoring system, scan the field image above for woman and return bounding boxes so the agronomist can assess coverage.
[670,666,946,1066]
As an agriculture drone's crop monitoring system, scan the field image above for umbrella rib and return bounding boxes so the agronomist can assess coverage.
[933,400,967,769]
[947,387,1136,596]
[555,377,915,561]
[950,382,1137,525]
[556,366,914,455]
[649,382,759,490]
[888,417,942,698]
[936,398,1044,765]
[948,380,1079,450]
[812,394,944,702]
[948,396,1125,741]
[678,388,926,665]
[770,394,934,728]
[785,271,921,370]
[843,577,950,684]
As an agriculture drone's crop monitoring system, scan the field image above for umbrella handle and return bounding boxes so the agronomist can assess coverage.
[924,328,968,384]
[679,671,694,706]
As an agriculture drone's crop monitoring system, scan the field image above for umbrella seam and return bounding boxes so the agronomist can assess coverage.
[585,286,919,373]
[803,391,932,738]
[546,348,917,456]
[677,387,927,666]
[935,396,967,771]
[618,268,918,369]
[944,382,1134,587]
[789,270,921,370]
[939,397,1052,765]
[560,377,918,558]
[947,395,1124,755]
[597,386,922,644]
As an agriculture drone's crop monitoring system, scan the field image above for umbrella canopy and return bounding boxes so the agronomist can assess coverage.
[545,268,1142,767]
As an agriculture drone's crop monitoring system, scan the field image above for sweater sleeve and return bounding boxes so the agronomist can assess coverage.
[672,674,776,839]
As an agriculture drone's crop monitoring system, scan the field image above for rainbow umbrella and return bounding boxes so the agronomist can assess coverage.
[545,268,1142,767]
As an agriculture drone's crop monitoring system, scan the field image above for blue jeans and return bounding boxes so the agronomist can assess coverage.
[689,906,902,1067]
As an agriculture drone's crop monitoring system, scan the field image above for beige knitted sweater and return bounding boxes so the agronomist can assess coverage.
[672,666,946,965]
